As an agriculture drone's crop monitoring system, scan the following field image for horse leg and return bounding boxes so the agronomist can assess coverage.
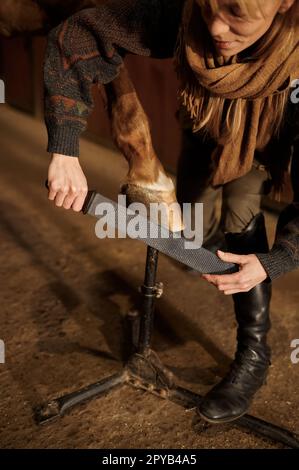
[103,64,184,232]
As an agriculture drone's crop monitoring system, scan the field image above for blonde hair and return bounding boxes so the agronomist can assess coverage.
[178,0,299,149]
[196,0,265,17]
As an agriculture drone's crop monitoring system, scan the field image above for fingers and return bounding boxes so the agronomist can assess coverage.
[202,271,252,293]
[71,192,88,212]
[54,188,69,207]
[47,183,88,212]
[217,250,247,264]
[202,272,241,285]
[48,184,57,201]
[222,288,253,295]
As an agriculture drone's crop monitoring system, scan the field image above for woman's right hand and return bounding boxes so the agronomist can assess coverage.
[47,153,88,212]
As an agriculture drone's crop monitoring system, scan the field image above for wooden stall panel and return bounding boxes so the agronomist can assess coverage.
[0,37,34,114]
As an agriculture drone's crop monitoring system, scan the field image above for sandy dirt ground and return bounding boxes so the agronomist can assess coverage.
[0,106,299,449]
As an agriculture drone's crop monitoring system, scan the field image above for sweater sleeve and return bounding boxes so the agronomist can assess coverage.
[44,0,184,157]
[256,137,299,280]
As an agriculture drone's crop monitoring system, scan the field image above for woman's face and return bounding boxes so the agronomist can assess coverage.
[198,0,295,57]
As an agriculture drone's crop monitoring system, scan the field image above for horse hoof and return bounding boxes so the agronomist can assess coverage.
[120,182,185,233]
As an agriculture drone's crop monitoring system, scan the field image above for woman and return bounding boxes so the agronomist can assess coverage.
[43,0,299,423]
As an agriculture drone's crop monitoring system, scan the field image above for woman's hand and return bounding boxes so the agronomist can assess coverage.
[201,250,268,295]
[47,153,88,212]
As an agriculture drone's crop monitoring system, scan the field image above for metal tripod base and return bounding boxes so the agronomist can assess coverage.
[34,247,299,449]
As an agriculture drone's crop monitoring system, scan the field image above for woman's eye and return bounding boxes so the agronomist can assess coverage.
[228,6,247,18]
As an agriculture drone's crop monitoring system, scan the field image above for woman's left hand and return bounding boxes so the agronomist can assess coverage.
[201,250,268,295]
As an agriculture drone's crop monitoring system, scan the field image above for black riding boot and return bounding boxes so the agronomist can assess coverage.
[198,213,272,423]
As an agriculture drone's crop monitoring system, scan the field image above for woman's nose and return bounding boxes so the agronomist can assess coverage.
[207,15,230,38]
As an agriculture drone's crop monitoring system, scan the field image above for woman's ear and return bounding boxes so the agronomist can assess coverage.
[278,0,296,14]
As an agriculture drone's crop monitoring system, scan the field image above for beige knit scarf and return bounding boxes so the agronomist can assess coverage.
[175,0,299,189]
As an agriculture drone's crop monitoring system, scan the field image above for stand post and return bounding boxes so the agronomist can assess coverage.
[137,247,160,354]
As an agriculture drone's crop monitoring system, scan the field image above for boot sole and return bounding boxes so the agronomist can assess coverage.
[197,408,247,424]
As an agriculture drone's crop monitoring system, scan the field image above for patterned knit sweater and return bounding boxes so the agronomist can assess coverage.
[44,0,299,281]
